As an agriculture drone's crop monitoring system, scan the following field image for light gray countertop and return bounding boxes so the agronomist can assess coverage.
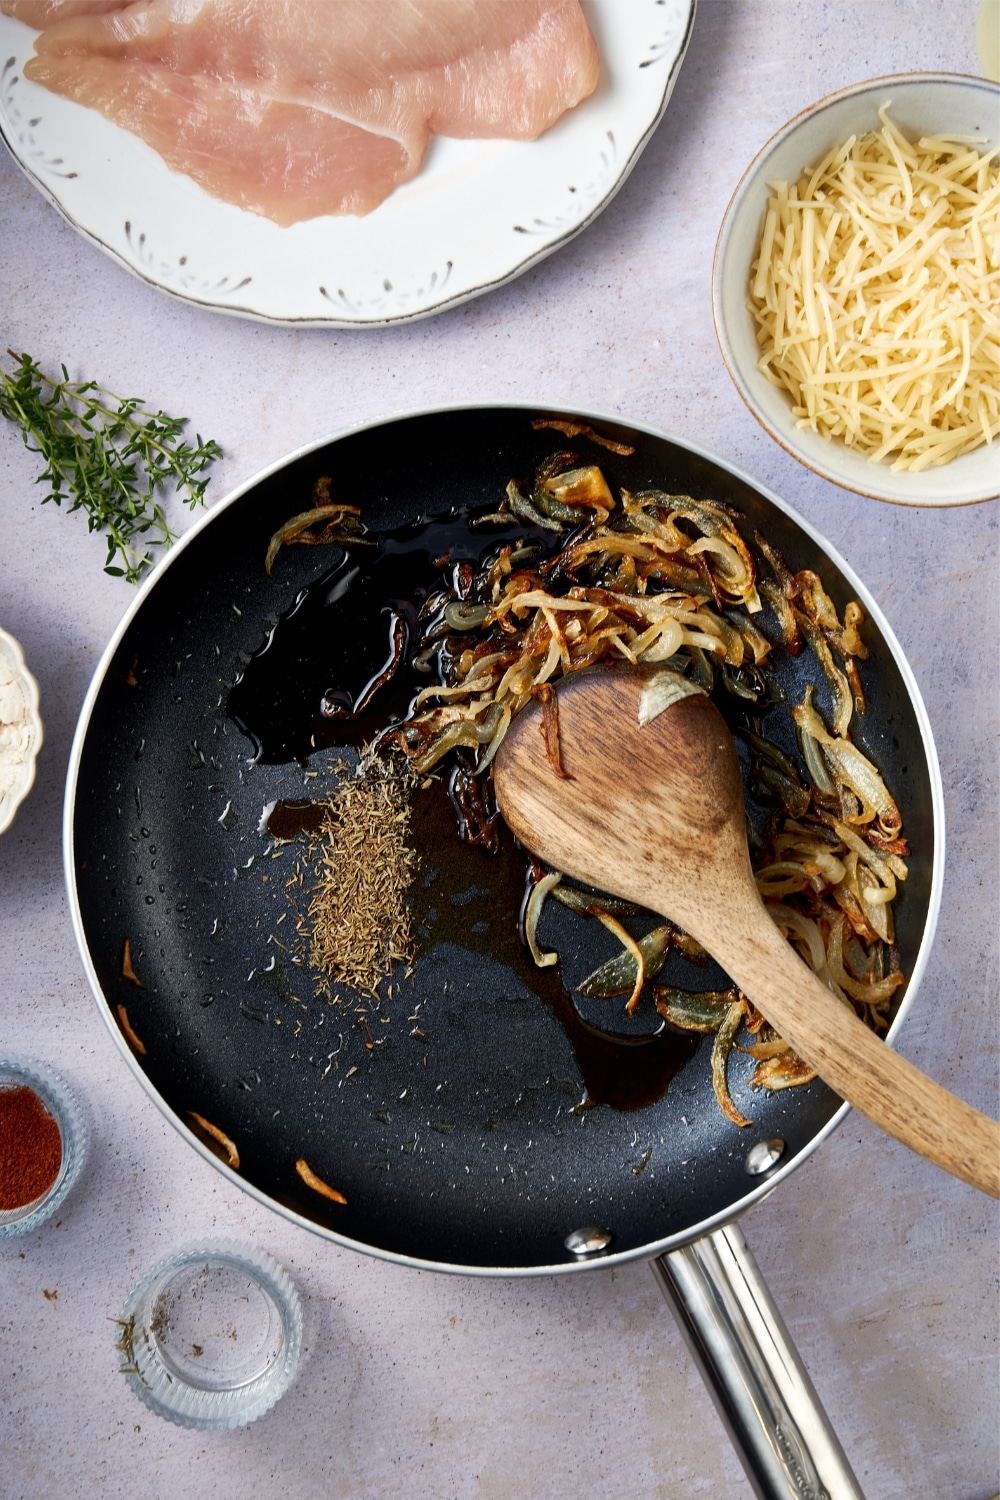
[1,4,997,1497]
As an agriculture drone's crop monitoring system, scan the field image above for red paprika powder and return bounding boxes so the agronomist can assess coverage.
[0,1085,62,1210]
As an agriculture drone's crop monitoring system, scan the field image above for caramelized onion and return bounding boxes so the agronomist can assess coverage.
[265,503,367,576]
[524,870,562,968]
[336,447,912,1125]
[793,687,902,834]
[654,986,741,1032]
[711,1000,754,1127]
[594,913,648,1014]
[579,924,674,1000]
[751,1055,817,1092]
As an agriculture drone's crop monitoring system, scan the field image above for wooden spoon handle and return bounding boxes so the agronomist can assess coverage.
[495,674,998,1198]
[686,895,1000,1199]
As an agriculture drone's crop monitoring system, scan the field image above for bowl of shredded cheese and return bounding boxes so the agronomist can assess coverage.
[0,626,43,835]
[713,73,999,506]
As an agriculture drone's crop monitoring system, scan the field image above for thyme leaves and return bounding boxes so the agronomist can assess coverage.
[289,763,418,1000]
[0,349,222,584]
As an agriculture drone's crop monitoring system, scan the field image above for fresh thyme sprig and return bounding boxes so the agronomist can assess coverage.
[0,349,223,584]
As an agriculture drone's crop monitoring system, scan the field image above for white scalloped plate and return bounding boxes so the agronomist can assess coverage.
[0,0,695,327]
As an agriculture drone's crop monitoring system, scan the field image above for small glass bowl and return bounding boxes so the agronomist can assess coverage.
[0,1055,89,1238]
[116,1241,303,1430]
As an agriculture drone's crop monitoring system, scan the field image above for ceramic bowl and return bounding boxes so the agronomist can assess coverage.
[713,73,1000,507]
[0,625,43,835]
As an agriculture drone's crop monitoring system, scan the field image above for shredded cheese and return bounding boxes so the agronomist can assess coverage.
[748,106,1000,471]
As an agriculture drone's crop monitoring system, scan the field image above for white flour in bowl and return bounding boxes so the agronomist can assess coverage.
[0,641,39,812]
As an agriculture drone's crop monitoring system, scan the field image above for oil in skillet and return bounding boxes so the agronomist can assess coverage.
[263,799,327,840]
[228,503,771,765]
[228,509,550,765]
[260,777,697,1112]
[406,779,698,1113]
[234,505,698,1112]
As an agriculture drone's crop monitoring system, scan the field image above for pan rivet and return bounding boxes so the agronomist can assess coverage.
[564,1226,613,1257]
[745,1139,785,1176]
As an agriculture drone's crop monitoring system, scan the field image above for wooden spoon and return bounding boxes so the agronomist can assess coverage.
[494,665,999,1198]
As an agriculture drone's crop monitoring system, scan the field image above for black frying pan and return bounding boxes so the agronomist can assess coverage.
[65,402,942,1265]
[66,406,942,1493]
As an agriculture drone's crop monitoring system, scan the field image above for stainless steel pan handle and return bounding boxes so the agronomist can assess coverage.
[653,1223,864,1500]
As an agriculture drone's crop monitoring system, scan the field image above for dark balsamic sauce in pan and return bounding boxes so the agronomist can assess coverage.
[228,507,699,1111]
[406,782,699,1112]
[228,511,534,764]
[265,799,327,840]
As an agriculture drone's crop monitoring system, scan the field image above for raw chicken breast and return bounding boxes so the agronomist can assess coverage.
[5,0,600,224]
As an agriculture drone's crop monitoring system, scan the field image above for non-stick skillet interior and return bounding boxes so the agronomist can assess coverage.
[72,408,935,1269]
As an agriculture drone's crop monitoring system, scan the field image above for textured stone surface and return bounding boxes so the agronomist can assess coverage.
[0,4,997,1497]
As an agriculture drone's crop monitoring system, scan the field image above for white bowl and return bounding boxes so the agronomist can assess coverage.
[713,73,1000,507]
[0,625,43,834]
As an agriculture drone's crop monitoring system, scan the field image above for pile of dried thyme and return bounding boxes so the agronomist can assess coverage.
[291,763,418,998]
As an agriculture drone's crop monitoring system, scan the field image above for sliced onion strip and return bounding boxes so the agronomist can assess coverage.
[525,871,562,968]
[711,999,754,1127]
[596,913,647,1014]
